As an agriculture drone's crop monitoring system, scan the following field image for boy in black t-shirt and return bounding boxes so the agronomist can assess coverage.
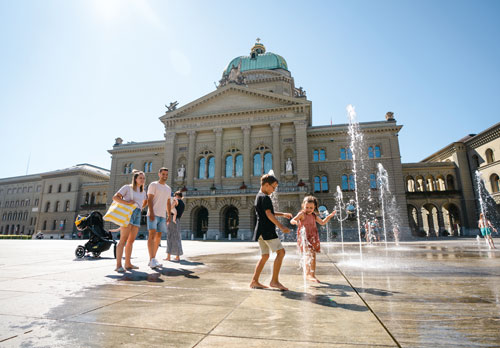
[250,174,292,291]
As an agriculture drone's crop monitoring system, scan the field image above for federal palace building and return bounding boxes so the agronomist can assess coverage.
[1,41,499,240]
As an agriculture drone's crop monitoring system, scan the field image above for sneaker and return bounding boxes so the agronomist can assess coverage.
[150,258,162,269]
[153,258,162,268]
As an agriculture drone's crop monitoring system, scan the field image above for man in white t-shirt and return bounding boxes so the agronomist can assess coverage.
[147,167,172,269]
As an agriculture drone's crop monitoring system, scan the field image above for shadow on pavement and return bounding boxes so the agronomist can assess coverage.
[281,290,369,311]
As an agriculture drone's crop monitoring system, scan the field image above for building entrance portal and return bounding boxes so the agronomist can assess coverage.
[223,206,239,239]
[194,207,208,238]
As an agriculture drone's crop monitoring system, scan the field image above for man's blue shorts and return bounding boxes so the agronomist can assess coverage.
[147,216,167,233]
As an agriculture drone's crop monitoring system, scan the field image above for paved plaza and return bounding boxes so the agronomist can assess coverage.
[0,239,499,347]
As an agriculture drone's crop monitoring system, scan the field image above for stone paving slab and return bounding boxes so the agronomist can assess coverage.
[0,239,499,347]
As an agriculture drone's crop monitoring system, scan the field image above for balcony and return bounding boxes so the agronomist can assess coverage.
[406,190,461,198]
[184,186,308,197]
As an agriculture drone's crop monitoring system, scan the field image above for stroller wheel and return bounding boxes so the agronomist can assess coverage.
[92,252,101,258]
[113,244,117,259]
[75,246,86,258]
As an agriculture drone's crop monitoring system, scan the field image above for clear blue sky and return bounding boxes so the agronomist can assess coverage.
[1,0,499,178]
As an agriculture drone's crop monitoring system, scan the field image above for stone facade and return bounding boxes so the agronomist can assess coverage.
[0,164,109,238]
[404,122,500,236]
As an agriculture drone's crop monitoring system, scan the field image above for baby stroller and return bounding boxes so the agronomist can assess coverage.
[74,211,117,258]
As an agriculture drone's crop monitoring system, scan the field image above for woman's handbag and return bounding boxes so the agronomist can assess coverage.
[103,186,135,227]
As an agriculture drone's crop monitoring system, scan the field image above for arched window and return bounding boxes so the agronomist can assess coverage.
[208,157,215,178]
[42,220,47,230]
[368,146,374,159]
[52,220,57,230]
[436,176,446,191]
[58,184,62,193]
[90,193,95,205]
[84,193,89,205]
[340,148,346,160]
[67,183,72,192]
[23,212,28,220]
[20,200,24,207]
[198,157,206,179]
[313,150,319,162]
[149,162,153,172]
[370,174,377,189]
[15,200,19,207]
[347,148,353,160]
[264,153,273,174]
[321,176,328,192]
[341,175,348,190]
[54,201,60,212]
[225,155,233,177]
[13,212,17,220]
[349,174,355,190]
[123,164,128,174]
[8,212,12,220]
[45,202,50,213]
[235,154,243,177]
[34,199,39,206]
[375,146,381,158]
[144,162,149,172]
[65,200,70,212]
[486,149,494,164]
[426,176,435,191]
[319,149,326,161]
[253,153,262,176]
[312,175,329,193]
[314,176,321,192]
[490,174,500,193]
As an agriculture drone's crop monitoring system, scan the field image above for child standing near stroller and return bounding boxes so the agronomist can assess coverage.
[291,196,336,283]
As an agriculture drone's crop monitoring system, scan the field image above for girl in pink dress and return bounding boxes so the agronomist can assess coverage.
[291,196,336,282]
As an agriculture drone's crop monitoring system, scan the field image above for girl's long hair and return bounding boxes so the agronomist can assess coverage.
[301,195,319,215]
[131,170,145,192]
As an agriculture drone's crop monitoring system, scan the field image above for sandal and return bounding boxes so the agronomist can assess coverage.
[115,267,126,273]
[126,265,139,270]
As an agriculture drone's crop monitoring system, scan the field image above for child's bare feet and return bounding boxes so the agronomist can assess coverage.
[174,256,180,261]
[163,257,171,261]
[250,280,268,289]
[269,281,288,291]
[307,275,320,283]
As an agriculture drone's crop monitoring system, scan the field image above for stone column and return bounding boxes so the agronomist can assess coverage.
[164,131,176,187]
[271,123,281,180]
[241,125,251,185]
[453,142,477,231]
[186,130,197,189]
[214,128,223,188]
[294,120,310,183]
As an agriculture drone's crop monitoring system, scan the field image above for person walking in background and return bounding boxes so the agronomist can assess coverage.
[147,167,171,269]
[165,191,185,261]
[113,170,147,272]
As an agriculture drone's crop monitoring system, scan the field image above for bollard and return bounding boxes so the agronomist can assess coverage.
[241,234,244,241]
[228,235,231,241]
[191,234,194,240]
[215,234,219,240]
[203,233,206,240]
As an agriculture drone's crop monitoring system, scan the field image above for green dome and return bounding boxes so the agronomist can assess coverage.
[223,41,288,76]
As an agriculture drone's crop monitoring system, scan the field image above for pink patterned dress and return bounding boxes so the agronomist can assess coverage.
[297,213,321,253]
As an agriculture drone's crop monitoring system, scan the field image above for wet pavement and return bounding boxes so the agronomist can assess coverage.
[0,239,499,347]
